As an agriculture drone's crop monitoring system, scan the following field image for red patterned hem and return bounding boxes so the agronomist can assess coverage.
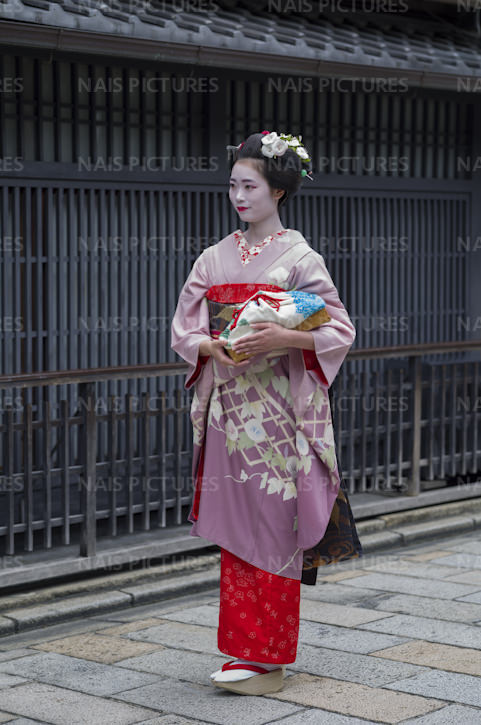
[217,547,300,664]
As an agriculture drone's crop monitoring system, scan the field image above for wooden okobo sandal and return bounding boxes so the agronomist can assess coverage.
[212,660,286,695]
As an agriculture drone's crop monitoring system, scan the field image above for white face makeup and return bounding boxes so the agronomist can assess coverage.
[229,160,283,224]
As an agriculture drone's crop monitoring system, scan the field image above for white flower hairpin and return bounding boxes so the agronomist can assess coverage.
[226,131,314,180]
[260,131,313,179]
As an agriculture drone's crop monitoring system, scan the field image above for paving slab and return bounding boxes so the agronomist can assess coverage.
[360,559,472,580]
[371,639,481,676]
[358,613,481,648]
[0,718,51,725]
[402,550,456,562]
[94,618,167,636]
[31,632,163,664]
[299,599,397,628]
[0,673,27,689]
[443,569,481,585]
[312,555,368,573]
[0,652,160,696]
[339,572,481,599]
[0,682,159,725]
[401,704,481,724]
[267,709,378,724]
[268,672,446,724]
[134,717,213,725]
[384,669,481,707]
[363,592,481,623]
[299,620,410,654]
[0,650,37,663]
[429,552,481,569]
[301,582,388,605]
[0,713,16,723]
[438,541,481,556]
[114,676,303,724]
[317,570,368,583]
[126,621,219,655]
[456,590,481,604]
[155,604,220,629]
[287,642,427,687]
[115,648,230,686]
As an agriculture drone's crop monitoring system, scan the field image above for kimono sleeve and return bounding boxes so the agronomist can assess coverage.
[291,250,356,388]
[170,249,212,390]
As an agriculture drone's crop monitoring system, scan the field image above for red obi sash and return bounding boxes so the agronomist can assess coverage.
[205,283,286,304]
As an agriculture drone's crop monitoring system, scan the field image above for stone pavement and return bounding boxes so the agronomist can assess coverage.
[0,529,481,724]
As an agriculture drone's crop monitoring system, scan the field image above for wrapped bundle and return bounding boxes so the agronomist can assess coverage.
[206,285,330,363]
[205,283,286,339]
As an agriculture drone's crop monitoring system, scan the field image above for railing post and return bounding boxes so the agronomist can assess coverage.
[79,381,97,556]
[408,355,422,496]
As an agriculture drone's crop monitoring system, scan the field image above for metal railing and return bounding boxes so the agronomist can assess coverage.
[0,341,480,559]
[335,341,481,497]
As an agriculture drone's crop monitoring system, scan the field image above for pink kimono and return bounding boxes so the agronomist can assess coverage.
[171,228,359,581]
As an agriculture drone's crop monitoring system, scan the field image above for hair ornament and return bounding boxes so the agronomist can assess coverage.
[301,168,314,181]
[260,131,311,164]
[226,141,245,153]
[226,131,314,182]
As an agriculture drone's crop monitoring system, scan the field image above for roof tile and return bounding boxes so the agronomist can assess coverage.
[3,0,480,79]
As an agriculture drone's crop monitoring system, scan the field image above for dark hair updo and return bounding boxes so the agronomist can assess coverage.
[228,132,313,207]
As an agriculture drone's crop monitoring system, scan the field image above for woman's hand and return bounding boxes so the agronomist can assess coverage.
[204,338,252,368]
[231,322,290,357]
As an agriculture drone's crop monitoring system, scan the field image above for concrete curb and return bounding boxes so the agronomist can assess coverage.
[357,496,481,552]
[1,497,480,638]
[0,565,221,637]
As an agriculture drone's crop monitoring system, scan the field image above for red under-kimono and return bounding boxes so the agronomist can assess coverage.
[218,547,301,664]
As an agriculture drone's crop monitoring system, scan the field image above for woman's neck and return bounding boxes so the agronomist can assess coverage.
[243,216,285,247]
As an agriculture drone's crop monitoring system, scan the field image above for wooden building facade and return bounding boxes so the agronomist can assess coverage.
[0,0,480,574]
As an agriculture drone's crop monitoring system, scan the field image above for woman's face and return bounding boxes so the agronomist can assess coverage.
[229,159,283,223]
